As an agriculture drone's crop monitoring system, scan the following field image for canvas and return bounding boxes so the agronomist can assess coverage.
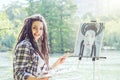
[74,22,104,60]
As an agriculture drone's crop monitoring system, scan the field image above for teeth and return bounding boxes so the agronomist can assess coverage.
[34,33,39,36]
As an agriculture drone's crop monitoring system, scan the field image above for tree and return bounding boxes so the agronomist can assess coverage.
[0,11,15,50]
[26,0,77,53]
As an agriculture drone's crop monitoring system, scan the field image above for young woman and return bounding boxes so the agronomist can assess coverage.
[13,14,68,80]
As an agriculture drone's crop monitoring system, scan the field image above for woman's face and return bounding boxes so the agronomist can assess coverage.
[32,21,43,41]
[84,30,95,47]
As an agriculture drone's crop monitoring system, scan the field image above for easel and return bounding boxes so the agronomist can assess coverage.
[73,20,107,80]
[52,21,107,80]
[78,56,107,80]
[68,55,107,80]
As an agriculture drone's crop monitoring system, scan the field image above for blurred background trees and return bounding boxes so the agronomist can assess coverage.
[0,0,120,52]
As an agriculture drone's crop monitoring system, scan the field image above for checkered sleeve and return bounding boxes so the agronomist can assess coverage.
[14,44,33,80]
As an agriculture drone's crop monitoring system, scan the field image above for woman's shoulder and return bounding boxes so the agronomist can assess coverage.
[17,39,32,48]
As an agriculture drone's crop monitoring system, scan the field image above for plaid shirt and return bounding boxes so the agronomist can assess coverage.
[13,39,45,80]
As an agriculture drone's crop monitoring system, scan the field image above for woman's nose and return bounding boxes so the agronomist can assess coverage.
[36,29,39,33]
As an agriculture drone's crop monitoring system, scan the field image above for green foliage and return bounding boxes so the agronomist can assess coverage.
[0,11,15,51]
[26,0,77,53]
[103,18,120,49]
[0,0,120,52]
[1,33,16,48]
[0,0,78,53]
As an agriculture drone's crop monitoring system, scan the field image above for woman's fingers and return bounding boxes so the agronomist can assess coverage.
[58,53,70,64]
[52,52,70,69]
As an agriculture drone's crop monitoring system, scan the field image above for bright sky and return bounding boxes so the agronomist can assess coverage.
[0,0,26,10]
[74,0,120,16]
[0,0,17,6]
[0,0,120,15]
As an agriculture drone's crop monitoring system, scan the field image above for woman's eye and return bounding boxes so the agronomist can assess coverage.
[33,27,36,29]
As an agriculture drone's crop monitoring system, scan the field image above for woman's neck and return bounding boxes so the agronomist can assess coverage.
[34,39,42,52]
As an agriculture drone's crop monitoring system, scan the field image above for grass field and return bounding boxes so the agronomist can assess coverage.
[0,50,120,80]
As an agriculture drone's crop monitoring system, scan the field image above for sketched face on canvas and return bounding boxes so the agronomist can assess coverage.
[84,30,96,48]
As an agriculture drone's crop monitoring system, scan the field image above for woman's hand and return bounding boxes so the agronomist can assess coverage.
[52,52,70,69]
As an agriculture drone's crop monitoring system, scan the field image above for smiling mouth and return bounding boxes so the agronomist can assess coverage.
[34,33,40,36]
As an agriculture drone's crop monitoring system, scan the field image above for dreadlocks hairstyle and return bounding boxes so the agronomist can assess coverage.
[16,14,50,68]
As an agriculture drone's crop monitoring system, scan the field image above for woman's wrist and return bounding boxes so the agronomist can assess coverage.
[51,62,58,69]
